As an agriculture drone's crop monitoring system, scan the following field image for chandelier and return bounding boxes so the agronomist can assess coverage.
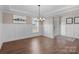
[37,5,45,22]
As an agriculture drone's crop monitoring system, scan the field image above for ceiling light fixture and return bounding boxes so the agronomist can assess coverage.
[37,5,45,22]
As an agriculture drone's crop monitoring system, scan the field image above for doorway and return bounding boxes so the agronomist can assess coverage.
[53,17,61,37]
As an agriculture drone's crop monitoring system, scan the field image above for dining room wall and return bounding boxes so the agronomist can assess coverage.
[2,12,42,43]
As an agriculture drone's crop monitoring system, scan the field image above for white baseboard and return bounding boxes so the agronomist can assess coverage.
[2,34,42,43]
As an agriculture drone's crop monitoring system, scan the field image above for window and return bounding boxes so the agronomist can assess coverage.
[32,18,39,33]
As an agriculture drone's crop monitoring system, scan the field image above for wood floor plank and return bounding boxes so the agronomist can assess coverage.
[0,36,79,54]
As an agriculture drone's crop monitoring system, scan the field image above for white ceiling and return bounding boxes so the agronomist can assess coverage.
[0,5,79,17]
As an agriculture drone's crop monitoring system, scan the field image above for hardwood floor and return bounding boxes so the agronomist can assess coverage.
[0,36,79,54]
